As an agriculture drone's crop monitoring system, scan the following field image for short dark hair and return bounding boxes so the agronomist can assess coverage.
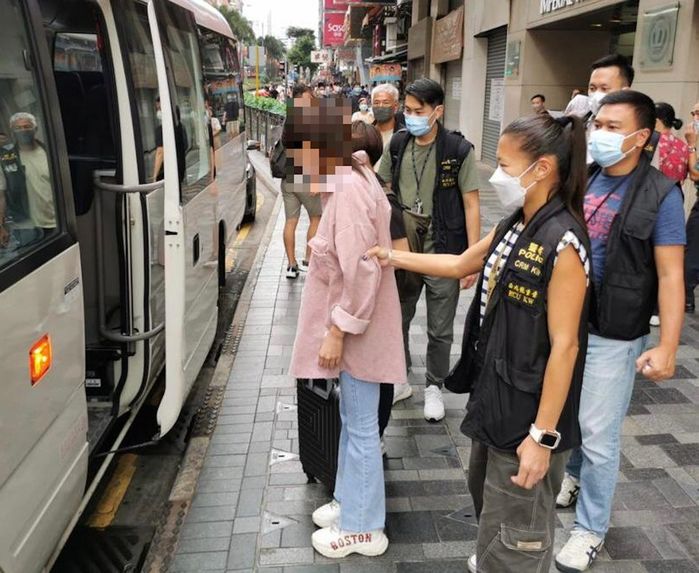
[531,94,546,103]
[590,54,634,87]
[405,78,444,107]
[351,121,383,165]
[599,90,656,132]
[655,102,683,131]
[292,84,313,98]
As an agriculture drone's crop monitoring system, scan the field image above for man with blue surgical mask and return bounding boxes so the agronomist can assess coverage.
[377,78,481,422]
[555,90,686,572]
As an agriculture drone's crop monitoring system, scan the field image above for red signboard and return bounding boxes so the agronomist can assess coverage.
[325,0,362,9]
[323,13,346,47]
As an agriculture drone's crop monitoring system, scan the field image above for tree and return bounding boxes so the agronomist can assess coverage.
[218,6,255,45]
[286,27,316,41]
[262,35,286,62]
[287,34,317,73]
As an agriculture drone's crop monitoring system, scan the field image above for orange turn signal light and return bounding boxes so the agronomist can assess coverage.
[29,334,52,385]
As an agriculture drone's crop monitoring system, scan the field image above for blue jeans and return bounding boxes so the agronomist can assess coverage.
[334,371,385,532]
[566,334,647,538]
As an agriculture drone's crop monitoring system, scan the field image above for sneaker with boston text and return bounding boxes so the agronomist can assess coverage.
[311,525,388,558]
[555,530,604,572]
[556,473,580,508]
[423,385,445,422]
[312,499,341,528]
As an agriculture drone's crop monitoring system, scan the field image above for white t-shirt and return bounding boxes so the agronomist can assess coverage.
[21,146,55,228]
[373,128,394,173]
[352,110,374,125]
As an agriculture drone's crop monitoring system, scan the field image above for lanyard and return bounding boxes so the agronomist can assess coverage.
[411,138,435,200]
[584,171,629,224]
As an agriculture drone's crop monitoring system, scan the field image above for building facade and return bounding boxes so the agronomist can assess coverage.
[408,0,699,164]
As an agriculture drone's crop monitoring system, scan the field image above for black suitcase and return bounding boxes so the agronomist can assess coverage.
[296,378,341,492]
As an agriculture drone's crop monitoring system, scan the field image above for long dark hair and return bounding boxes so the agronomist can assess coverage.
[502,114,587,224]
[655,102,683,130]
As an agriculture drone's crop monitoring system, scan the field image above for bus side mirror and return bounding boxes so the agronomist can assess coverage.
[247,140,260,151]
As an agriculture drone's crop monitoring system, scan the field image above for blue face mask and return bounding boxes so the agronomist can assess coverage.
[405,110,435,137]
[588,128,641,168]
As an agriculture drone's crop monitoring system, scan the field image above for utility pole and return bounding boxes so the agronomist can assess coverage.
[255,43,260,93]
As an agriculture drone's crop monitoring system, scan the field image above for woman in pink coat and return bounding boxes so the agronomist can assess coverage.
[287,108,406,558]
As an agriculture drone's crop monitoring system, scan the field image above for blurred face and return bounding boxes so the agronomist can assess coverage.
[531,97,545,113]
[588,66,627,96]
[593,103,651,155]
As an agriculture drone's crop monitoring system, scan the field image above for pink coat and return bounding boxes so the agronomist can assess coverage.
[289,151,407,385]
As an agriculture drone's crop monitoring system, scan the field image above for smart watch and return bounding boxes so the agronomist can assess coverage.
[529,424,561,450]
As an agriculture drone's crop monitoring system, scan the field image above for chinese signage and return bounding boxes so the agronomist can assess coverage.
[311,50,333,64]
[639,2,679,69]
[488,78,505,122]
[323,13,346,47]
[369,63,402,82]
[539,0,587,15]
[432,6,464,64]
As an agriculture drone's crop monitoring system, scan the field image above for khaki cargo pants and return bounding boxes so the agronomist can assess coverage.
[468,440,568,573]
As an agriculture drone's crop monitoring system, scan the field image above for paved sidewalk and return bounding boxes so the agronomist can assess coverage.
[172,168,699,573]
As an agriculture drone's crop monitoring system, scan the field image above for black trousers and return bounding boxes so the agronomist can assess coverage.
[686,198,699,304]
[378,384,394,437]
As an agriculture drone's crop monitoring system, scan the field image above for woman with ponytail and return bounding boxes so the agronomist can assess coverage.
[366,114,591,572]
[656,102,690,184]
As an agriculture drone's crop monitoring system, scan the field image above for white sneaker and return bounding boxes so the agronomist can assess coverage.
[555,530,604,572]
[556,473,581,508]
[380,439,387,457]
[311,525,388,558]
[392,383,413,404]
[298,259,309,272]
[312,499,341,528]
[285,265,299,279]
[650,315,660,327]
[423,385,445,422]
[467,553,477,572]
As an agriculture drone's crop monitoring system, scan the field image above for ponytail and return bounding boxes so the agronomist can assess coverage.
[656,102,682,131]
[502,114,588,224]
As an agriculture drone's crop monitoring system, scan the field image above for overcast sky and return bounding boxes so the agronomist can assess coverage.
[242,0,320,42]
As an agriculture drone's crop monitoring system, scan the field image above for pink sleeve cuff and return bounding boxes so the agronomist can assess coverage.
[331,305,370,335]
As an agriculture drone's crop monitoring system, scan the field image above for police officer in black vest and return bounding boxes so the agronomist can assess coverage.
[554,91,686,572]
[368,113,591,572]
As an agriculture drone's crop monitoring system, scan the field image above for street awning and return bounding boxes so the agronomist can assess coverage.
[365,48,407,63]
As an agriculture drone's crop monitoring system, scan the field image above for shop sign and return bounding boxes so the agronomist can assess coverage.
[335,47,356,62]
[639,2,679,69]
[432,6,464,64]
[489,78,505,122]
[323,13,346,47]
[369,63,402,82]
[311,50,333,64]
[539,0,586,16]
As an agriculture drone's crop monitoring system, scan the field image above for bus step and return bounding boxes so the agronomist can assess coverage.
[51,525,153,573]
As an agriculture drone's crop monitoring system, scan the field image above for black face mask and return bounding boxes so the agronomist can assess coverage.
[13,129,35,146]
[373,107,394,123]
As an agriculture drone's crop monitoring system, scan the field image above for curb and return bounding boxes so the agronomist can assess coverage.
[142,170,282,573]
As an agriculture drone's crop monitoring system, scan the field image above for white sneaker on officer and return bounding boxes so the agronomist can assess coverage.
[393,383,413,404]
[467,553,477,572]
[555,530,604,572]
[311,525,388,558]
[312,499,341,528]
[556,473,581,508]
[424,385,445,422]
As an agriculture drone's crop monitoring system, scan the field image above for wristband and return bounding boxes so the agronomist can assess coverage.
[689,147,697,153]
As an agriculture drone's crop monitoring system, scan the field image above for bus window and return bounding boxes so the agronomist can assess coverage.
[0,2,60,269]
[157,2,212,203]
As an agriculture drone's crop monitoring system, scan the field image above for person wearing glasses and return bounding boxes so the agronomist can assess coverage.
[684,102,699,313]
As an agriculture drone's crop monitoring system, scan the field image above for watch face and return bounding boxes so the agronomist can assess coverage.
[540,433,558,448]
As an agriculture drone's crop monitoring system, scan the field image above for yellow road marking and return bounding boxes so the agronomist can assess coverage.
[224,190,264,272]
[87,454,138,528]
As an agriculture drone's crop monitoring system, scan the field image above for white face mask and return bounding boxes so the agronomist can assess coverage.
[588,90,607,116]
[489,162,538,212]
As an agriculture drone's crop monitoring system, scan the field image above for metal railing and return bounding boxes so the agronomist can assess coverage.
[244,105,285,154]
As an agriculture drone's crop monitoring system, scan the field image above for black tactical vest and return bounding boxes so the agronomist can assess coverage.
[0,143,30,222]
[446,196,591,452]
[588,158,677,340]
[389,123,473,254]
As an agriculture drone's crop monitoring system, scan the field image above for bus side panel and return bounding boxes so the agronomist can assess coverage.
[215,135,246,243]
[0,245,87,573]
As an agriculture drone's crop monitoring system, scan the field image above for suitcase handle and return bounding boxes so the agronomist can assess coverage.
[300,378,339,400]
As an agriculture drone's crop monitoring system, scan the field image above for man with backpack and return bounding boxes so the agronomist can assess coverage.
[377,78,481,422]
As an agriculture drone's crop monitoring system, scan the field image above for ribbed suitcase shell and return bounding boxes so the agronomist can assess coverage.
[296,378,340,491]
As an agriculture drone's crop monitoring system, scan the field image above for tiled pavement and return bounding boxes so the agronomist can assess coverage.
[172,166,699,572]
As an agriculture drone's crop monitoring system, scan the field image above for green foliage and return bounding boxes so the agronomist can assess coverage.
[218,6,255,45]
[286,27,316,41]
[244,92,286,116]
[262,35,286,62]
[287,35,317,74]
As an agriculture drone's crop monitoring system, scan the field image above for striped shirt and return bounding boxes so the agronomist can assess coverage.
[479,221,590,326]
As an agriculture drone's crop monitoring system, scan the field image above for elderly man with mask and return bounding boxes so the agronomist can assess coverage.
[371,83,405,173]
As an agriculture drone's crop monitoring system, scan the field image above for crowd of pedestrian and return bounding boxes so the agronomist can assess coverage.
[264,51,699,572]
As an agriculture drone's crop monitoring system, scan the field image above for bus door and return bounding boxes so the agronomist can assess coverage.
[148,0,218,436]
